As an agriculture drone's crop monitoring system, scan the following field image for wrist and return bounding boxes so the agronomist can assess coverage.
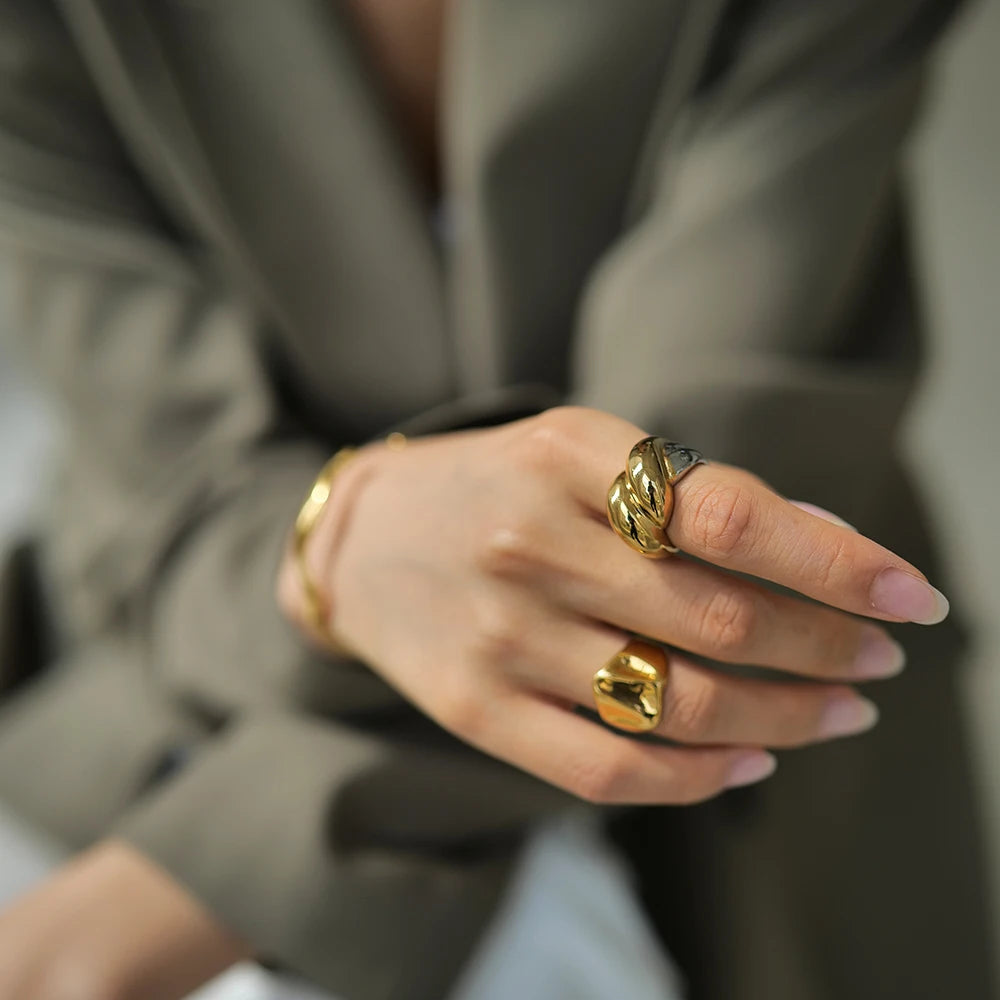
[278,436,400,651]
[303,442,383,610]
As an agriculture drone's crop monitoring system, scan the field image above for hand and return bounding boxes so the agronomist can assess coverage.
[279,406,948,804]
[0,839,249,1000]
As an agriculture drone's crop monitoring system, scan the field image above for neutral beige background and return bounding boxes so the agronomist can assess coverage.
[0,0,997,976]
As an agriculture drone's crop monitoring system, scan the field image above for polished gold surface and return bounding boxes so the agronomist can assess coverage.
[293,434,407,650]
[293,447,359,638]
[626,436,671,522]
[606,471,670,556]
[606,436,704,557]
[593,639,670,732]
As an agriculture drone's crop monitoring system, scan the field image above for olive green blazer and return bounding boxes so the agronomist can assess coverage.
[0,1,994,998]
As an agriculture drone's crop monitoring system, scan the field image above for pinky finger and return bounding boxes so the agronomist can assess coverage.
[493,694,778,806]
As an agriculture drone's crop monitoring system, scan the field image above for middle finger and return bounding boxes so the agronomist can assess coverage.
[558,415,948,625]
[505,514,906,682]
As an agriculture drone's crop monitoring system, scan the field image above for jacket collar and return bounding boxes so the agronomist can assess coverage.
[59,0,703,420]
[444,0,696,392]
[59,0,453,433]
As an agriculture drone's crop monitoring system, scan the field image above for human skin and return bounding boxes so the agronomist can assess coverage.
[0,406,947,999]
[0,840,249,1000]
[277,406,947,803]
[0,2,952,991]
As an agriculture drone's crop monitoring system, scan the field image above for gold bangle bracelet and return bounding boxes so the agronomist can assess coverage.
[292,432,407,649]
[293,446,358,643]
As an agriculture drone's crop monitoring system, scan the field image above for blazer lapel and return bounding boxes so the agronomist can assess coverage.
[60,0,720,426]
[60,0,455,435]
[443,0,691,394]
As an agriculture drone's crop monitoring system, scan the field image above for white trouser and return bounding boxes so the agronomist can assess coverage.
[0,805,685,1000]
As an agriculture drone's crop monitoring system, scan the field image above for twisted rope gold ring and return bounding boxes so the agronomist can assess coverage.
[606,437,705,557]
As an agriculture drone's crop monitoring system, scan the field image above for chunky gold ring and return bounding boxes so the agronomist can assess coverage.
[593,639,670,733]
[606,437,705,557]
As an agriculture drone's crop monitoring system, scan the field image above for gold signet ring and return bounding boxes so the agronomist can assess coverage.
[593,640,670,733]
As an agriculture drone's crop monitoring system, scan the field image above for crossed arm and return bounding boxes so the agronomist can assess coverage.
[0,0,963,996]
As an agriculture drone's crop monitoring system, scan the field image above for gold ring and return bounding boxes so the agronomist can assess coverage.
[593,639,670,733]
[606,437,705,557]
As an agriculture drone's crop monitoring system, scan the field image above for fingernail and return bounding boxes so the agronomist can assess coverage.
[870,568,950,624]
[818,695,880,739]
[789,500,857,531]
[852,626,907,679]
[725,751,778,788]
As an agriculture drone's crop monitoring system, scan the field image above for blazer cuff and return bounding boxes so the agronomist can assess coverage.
[147,442,399,718]
[111,713,565,1000]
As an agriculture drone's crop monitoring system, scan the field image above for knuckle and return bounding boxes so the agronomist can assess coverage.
[475,515,544,579]
[767,689,817,746]
[663,679,720,740]
[666,753,739,805]
[507,408,584,475]
[435,677,491,742]
[565,752,628,804]
[467,594,526,668]
[686,481,756,559]
[697,589,757,656]
[536,404,592,437]
[813,620,861,677]
[811,534,856,590]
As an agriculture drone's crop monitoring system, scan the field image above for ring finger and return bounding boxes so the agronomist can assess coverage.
[508,612,880,749]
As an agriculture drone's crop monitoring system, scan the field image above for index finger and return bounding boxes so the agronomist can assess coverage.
[529,408,948,624]
[663,462,949,624]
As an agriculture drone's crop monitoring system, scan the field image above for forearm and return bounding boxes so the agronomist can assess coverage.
[0,839,249,1000]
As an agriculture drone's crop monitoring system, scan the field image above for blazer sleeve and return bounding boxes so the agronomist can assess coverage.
[0,6,568,997]
[573,5,994,998]
[0,0,392,718]
[571,0,961,529]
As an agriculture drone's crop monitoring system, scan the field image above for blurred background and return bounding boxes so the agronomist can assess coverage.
[0,0,998,992]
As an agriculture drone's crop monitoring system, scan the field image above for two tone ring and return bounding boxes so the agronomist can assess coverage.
[605,437,705,558]
[595,437,705,732]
